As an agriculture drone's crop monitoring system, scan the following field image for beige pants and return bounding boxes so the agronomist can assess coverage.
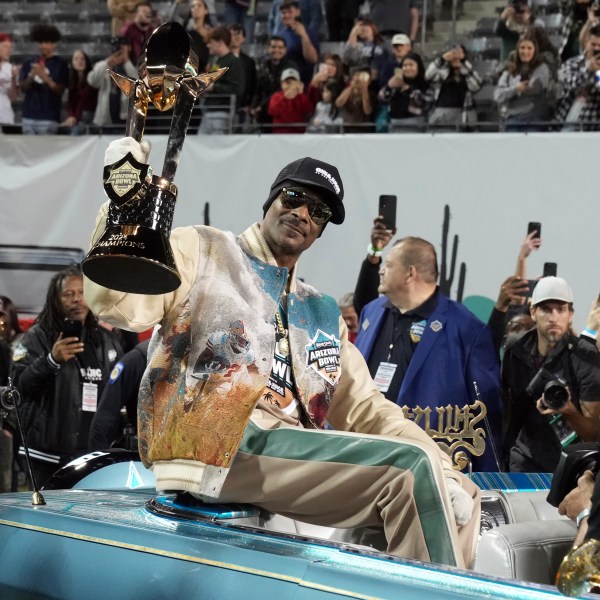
[217,416,480,568]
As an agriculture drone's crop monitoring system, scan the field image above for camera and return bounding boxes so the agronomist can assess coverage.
[110,36,127,52]
[543,379,569,409]
[526,366,570,410]
[547,442,600,506]
[592,0,600,17]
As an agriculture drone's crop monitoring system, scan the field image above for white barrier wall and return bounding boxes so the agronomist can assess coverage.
[0,132,596,328]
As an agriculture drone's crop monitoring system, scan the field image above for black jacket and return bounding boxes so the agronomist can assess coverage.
[11,323,122,465]
[252,56,298,122]
[502,329,600,473]
[88,339,149,452]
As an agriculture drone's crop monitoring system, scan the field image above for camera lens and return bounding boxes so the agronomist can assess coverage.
[543,380,569,410]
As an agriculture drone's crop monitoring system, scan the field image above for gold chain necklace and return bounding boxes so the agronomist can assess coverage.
[275,310,290,356]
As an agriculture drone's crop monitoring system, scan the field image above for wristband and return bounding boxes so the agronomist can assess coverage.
[47,353,61,370]
[577,507,591,528]
[367,244,383,258]
[582,328,598,339]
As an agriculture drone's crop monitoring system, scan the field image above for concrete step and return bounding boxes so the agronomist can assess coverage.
[432,18,479,34]
[421,0,501,54]
[415,38,448,58]
[461,0,503,13]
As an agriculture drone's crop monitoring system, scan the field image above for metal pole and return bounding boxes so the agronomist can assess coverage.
[421,0,428,55]
[1,380,46,505]
[451,0,458,43]
[472,380,502,472]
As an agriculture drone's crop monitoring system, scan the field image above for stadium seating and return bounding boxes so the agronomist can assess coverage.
[0,0,566,131]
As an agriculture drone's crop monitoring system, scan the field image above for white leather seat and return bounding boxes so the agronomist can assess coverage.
[502,491,571,522]
[475,490,577,584]
[474,519,577,584]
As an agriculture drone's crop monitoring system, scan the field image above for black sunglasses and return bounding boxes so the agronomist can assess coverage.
[280,187,332,225]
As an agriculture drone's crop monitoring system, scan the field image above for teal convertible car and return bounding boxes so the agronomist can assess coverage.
[0,447,595,600]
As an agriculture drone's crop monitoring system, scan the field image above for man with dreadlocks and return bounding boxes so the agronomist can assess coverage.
[11,266,122,487]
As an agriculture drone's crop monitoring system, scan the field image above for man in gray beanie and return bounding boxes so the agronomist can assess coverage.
[85,139,480,568]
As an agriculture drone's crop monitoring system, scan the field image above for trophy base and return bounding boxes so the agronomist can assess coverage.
[83,255,181,295]
[82,224,181,295]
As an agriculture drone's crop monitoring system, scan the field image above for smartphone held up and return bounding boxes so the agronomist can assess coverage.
[62,318,83,340]
[543,262,557,278]
[378,195,397,232]
[527,221,541,240]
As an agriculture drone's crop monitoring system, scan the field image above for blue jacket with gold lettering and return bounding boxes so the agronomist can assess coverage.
[355,293,503,472]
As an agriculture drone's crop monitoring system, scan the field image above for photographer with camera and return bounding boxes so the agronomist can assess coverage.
[557,467,595,545]
[556,23,600,129]
[87,37,137,130]
[502,276,600,473]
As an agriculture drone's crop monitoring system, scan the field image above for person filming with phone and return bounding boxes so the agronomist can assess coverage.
[486,222,542,354]
[426,44,482,131]
[495,0,539,62]
[10,266,122,488]
[502,276,600,473]
[336,66,377,132]
[274,1,319,85]
[268,67,314,133]
[556,23,600,130]
[87,36,137,130]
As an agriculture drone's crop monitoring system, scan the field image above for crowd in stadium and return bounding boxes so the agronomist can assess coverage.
[1,0,600,133]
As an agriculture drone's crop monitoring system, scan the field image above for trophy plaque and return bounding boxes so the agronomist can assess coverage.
[82,21,227,294]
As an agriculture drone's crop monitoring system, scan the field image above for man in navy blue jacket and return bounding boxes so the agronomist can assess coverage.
[355,236,502,472]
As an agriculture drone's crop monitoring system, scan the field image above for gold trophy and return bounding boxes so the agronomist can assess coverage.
[82,21,227,294]
[556,538,600,596]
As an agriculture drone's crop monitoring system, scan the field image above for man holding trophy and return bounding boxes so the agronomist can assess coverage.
[83,22,480,568]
